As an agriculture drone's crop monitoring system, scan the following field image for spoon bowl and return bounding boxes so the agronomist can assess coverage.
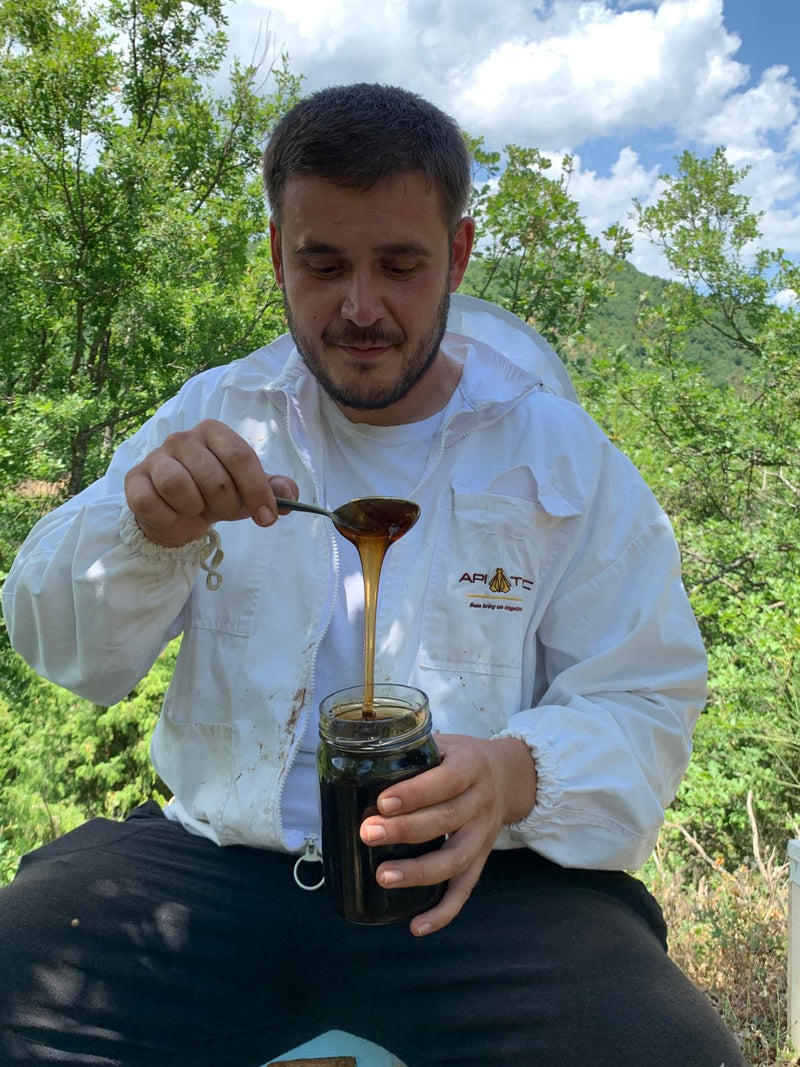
[274,496,420,539]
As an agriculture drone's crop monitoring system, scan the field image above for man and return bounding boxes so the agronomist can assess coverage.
[1,84,743,1065]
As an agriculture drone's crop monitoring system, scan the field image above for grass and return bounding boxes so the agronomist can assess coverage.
[645,792,799,1066]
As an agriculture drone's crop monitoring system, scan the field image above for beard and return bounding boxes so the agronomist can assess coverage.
[284,284,451,412]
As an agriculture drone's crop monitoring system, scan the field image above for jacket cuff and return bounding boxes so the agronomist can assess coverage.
[118,503,224,590]
[493,728,563,832]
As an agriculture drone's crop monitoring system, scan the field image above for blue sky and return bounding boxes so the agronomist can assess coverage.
[722,0,800,78]
[224,0,800,283]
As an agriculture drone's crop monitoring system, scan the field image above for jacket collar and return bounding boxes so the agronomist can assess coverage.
[219,329,544,413]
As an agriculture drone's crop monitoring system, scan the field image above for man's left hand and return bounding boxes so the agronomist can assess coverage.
[359,734,537,936]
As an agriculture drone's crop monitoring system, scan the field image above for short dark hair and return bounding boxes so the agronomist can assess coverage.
[262,83,471,237]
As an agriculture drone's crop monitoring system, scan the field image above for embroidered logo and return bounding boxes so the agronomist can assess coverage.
[458,567,534,614]
[488,567,511,594]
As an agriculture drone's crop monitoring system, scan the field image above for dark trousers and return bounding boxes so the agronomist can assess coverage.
[0,803,744,1066]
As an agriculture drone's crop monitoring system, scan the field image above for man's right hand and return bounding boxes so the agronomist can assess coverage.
[124,419,299,547]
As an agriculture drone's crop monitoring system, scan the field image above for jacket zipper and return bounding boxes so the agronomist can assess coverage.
[274,394,340,853]
[293,834,325,890]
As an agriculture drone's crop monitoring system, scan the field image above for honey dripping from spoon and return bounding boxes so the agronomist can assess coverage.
[275,496,421,719]
[333,499,420,719]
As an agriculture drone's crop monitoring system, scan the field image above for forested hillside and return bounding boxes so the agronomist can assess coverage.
[578,259,756,385]
[466,256,755,386]
[0,1,798,1061]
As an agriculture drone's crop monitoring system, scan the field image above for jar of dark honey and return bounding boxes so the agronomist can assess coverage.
[317,683,446,924]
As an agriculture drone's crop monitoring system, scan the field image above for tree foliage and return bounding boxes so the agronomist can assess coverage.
[0,639,177,883]
[578,148,800,863]
[0,0,300,526]
[578,260,756,386]
[463,135,632,345]
[0,0,302,870]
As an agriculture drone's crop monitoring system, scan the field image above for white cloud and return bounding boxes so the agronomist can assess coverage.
[230,0,747,147]
[682,63,800,256]
[774,288,798,308]
[457,0,748,146]
[568,148,658,229]
[223,0,800,267]
[571,147,657,221]
[692,65,799,150]
[565,148,670,273]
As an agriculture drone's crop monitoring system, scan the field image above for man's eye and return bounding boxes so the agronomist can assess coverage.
[306,261,341,276]
[385,264,417,277]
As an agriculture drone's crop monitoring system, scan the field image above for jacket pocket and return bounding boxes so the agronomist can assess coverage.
[151,698,235,830]
[185,521,277,637]
[418,475,582,677]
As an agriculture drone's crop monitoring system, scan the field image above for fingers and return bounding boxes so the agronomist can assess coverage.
[372,734,536,829]
[359,737,491,854]
[375,737,473,818]
[374,832,485,938]
[361,793,464,846]
[125,459,212,546]
[269,475,299,513]
[358,751,495,937]
[125,419,300,547]
[374,826,474,886]
[183,420,275,525]
[356,734,538,936]
[409,869,482,938]
[148,438,245,521]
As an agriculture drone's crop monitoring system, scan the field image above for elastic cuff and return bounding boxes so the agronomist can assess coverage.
[118,504,224,590]
[493,729,562,832]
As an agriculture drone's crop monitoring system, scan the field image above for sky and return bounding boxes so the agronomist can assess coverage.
[222,0,800,282]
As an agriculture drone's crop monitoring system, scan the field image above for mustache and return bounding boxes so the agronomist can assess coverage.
[322,326,405,347]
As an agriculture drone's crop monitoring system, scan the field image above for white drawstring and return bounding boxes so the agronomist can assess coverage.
[199,528,224,590]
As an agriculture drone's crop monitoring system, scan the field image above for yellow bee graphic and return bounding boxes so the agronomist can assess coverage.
[489,567,512,594]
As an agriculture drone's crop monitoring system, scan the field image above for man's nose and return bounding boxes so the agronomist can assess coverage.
[340,272,385,326]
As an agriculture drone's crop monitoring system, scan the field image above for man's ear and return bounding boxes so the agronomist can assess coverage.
[270,220,284,289]
[449,216,475,292]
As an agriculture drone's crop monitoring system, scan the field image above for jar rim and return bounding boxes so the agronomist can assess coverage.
[318,685,431,751]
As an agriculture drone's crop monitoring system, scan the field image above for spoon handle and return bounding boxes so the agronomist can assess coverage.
[274,497,330,518]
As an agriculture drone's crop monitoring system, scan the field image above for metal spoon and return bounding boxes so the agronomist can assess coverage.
[274,496,420,538]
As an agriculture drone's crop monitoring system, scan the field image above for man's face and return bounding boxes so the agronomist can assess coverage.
[270,172,473,424]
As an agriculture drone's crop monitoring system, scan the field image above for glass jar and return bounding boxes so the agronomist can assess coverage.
[317,683,446,924]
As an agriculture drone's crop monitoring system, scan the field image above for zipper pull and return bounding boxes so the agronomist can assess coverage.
[293,835,325,891]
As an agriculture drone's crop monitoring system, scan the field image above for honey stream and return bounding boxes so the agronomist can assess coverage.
[334,498,420,718]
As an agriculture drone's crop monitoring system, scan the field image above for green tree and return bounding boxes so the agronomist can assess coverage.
[577,260,755,386]
[463,136,632,346]
[0,0,301,875]
[628,150,798,567]
[0,0,300,542]
[0,639,179,883]
[578,148,800,863]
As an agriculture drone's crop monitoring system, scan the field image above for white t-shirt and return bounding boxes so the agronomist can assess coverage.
[281,388,464,839]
